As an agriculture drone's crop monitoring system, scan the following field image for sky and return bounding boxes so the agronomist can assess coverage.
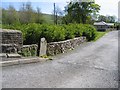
[1,0,120,19]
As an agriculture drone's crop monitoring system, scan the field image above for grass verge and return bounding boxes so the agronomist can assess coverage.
[94,31,108,41]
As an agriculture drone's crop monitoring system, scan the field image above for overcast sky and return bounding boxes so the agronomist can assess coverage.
[2,0,120,19]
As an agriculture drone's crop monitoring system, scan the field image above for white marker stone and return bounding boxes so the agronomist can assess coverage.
[39,38,47,56]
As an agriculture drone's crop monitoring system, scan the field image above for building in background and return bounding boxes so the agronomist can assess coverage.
[94,21,114,31]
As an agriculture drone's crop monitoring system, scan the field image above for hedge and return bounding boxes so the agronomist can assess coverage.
[2,23,97,44]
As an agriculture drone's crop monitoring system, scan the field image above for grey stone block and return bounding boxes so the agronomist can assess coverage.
[1,29,23,53]
[6,54,21,58]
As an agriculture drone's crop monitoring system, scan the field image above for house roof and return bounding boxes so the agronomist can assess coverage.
[94,21,114,26]
[107,23,114,26]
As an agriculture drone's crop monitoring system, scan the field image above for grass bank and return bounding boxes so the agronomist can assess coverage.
[94,31,107,41]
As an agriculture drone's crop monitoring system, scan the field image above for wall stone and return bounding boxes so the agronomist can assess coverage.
[47,37,86,56]
[1,29,23,53]
[21,44,38,57]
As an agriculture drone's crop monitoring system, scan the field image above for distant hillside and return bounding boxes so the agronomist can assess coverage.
[42,13,63,24]
[2,8,63,25]
[42,13,54,24]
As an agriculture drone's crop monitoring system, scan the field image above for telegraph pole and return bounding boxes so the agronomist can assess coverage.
[56,11,57,25]
[54,3,56,24]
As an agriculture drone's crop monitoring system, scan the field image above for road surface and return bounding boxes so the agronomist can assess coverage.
[2,31,119,88]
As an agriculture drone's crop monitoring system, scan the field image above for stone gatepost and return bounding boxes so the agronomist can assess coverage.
[39,38,47,56]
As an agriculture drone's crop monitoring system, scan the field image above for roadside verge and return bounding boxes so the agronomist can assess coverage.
[0,57,48,67]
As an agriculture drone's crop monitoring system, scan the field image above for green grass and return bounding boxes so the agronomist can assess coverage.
[42,13,62,24]
[0,24,2,28]
[43,14,54,24]
[94,31,107,41]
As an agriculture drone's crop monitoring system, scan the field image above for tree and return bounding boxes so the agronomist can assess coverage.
[2,8,7,24]
[98,15,116,23]
[19,3,27,24]
[52,3,64,25]
[2,2,45,25]
[2,5,19,24]
[54,6,64,24]
[62,1,100,24]
[107,16,116,23]
[35,7,44,24]
[98,15,107,22]
[19,2,34,24]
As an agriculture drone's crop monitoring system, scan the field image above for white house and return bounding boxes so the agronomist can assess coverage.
[94,21,114,31]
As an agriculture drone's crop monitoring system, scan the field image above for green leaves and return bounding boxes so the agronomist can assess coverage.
[41,25,65,42]
[83,24,97,41]
[24,23,42,44]
[98,15,116,23]
[62,1,100,24]
[2,23,97,44]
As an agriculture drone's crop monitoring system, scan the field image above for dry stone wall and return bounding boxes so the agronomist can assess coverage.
[1,28,86,57]
[47,37,86,56]
[21,44,38,56]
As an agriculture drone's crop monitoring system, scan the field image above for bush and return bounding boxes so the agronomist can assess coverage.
[82,24,97,41]
[40,24,65,42]
[63,24,75,39]
[74,24,84,37]
[62,24,97,41]
[2,23,97,44]
[23,23,42,44]
[53,25,65,42]
[19,47,36,57]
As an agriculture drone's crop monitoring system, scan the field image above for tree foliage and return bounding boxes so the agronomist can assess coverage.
[62,1,100,24]
[19,2,34,24]
[98,15,116,23]
[2,5,19,24]
[2,2,44,25]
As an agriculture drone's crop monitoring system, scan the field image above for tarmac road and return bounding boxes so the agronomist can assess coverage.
[2,31,119,88]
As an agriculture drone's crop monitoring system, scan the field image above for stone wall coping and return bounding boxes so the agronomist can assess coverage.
[48,37,86,44]
[2,44,18,46]
[23,44,38,48]
[0,29,22,33]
